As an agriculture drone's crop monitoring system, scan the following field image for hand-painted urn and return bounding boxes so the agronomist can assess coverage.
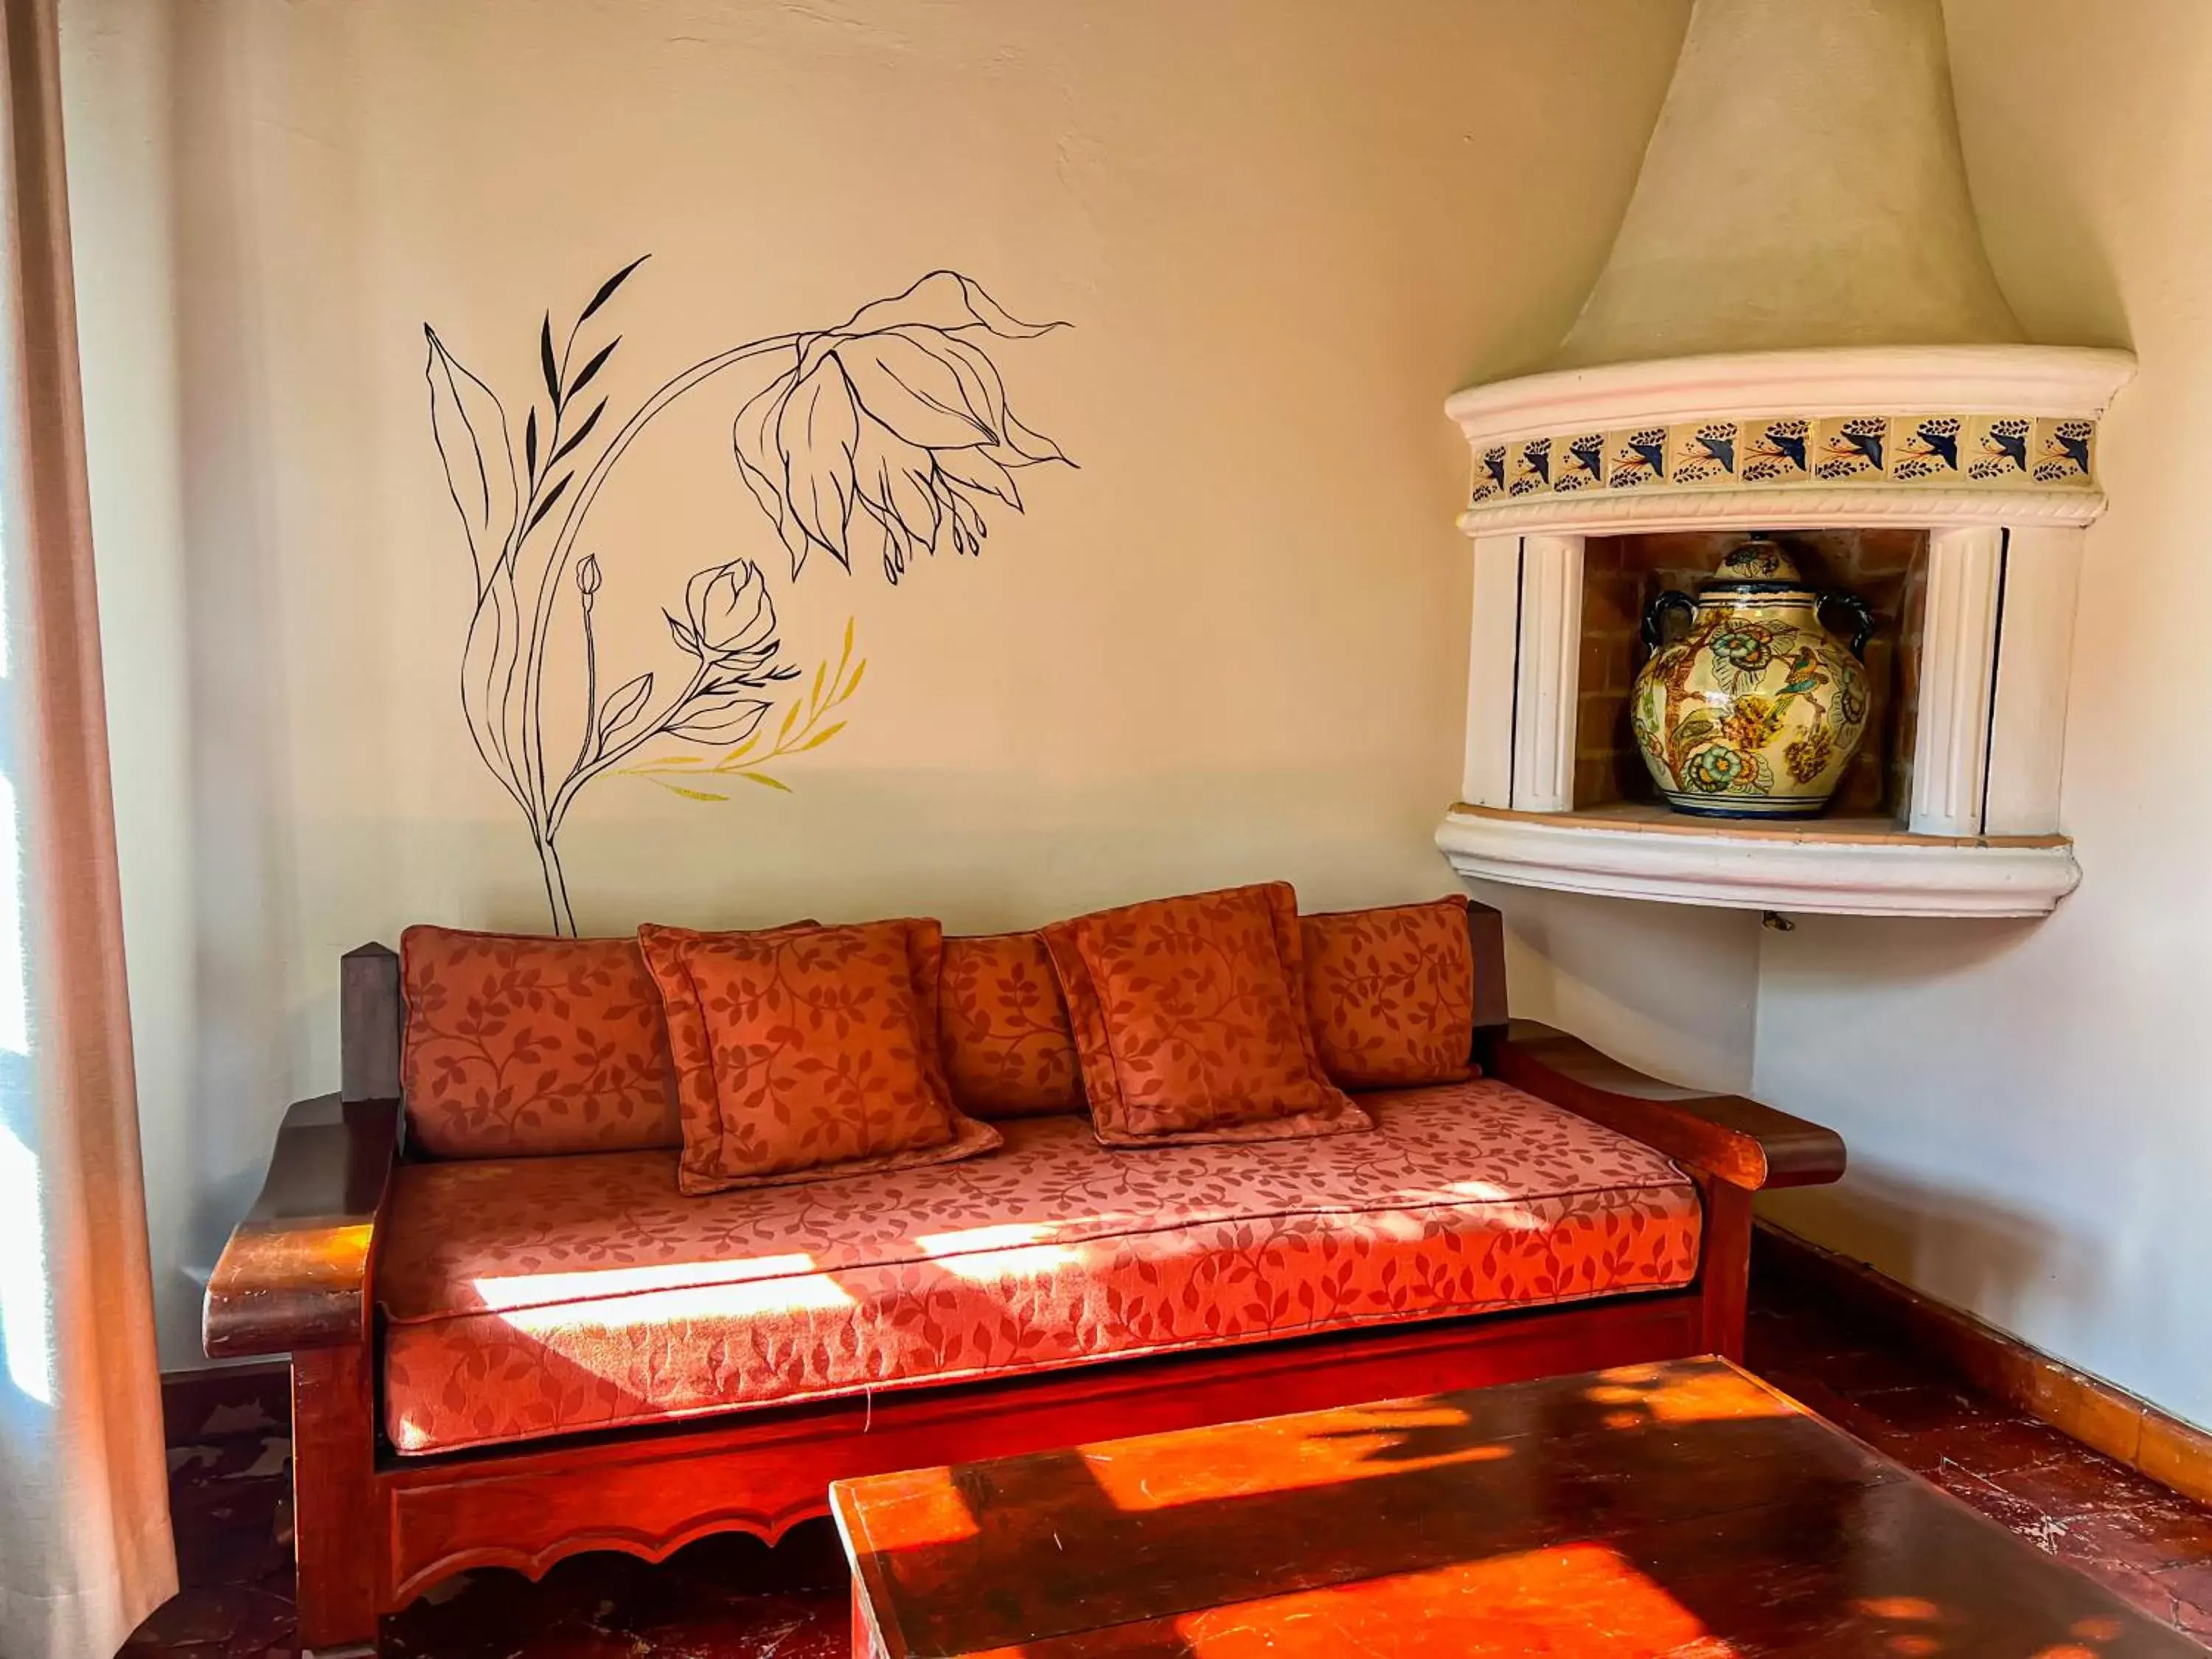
[1630,538,1874,818]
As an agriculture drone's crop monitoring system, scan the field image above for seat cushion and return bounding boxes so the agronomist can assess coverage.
[378,1077,1703,1455]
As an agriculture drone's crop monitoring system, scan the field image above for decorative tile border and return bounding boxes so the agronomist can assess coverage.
[1467,411,2098,509]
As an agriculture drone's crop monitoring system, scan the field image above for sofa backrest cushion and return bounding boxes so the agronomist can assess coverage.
[1300,894,1477,1090]
[400,925,681,1158]
[938,931,1085,1118]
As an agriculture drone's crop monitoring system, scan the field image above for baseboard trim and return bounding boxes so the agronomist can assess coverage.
[161,1361,291,1446]
[1756,1220,2212,1505]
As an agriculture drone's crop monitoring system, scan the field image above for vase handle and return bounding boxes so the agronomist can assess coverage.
[1822,591,1877,661]
[1641,590,1696,652]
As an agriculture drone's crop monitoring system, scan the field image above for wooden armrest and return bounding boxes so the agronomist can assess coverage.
[203,1093,400,1359]
[1483,1020,1845,1192]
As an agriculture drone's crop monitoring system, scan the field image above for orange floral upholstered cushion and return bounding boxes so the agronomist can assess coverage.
[637,919,999,1194]
[400,926,681,1158]
[938,931,1084,1118]
[1301,895,1478,1089]
[376,1077,1703,1455]
[1042,883,1368,1146]
[632,918,817,1178]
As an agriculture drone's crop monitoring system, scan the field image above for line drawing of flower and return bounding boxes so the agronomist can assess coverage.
[424,260,1072,934]
[733,271,1071,581]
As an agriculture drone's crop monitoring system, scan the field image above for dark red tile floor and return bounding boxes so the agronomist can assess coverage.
[131,1277,2212,1658]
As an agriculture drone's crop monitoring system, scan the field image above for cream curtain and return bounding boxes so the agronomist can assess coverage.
[0,0,178,1655]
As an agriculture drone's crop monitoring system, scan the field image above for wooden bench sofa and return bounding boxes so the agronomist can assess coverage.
[204,902,1843,1654]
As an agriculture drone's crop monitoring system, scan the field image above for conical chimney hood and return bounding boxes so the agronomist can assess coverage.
[1551,0,2020,368]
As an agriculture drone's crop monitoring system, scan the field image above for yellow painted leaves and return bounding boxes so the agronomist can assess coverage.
[621,617,865,802]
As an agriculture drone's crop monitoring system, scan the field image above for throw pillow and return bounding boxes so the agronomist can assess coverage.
[637,918,999,1193]
[1040,882,1369,1146]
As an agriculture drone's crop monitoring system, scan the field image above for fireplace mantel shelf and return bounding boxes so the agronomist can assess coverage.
[1436,804,2080,919]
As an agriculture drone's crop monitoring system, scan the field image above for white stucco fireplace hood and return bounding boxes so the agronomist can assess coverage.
[1436,0,2132,918]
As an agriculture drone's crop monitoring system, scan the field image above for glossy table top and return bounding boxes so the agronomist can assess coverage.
[835,1356,2203,1658]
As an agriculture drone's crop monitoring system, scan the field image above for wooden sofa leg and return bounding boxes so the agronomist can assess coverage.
[1699,1180,1753,1364]
[292,1343,382,1655]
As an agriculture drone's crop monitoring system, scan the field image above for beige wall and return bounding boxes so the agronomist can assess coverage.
[1756,1,2212,1431]
[60,0,1690,1366]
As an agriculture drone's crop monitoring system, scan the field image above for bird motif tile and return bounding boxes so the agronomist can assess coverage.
[1470,443,1509,504]
[1606,426,1668,490]
[2035,417,2095,485]
[1968,414,2033,481]
[1814,416,1891,481]
[1668,421,1739,486]
[1891,416,1962,481]
[1742,417,1812,484]
[1506,437,1554,498]
[1555,431,1607,493]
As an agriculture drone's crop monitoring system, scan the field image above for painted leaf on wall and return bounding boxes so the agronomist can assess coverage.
[461,559,529,810]
[594,673,656,748]
[667,695,773,742]
[425,327,518,594]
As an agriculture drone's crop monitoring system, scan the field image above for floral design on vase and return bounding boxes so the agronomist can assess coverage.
[424,260,1072,933]
[1630,539,1874,819]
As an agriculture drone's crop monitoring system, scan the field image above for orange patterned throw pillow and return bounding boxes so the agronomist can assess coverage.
[400,926,682,1158]
[637,919,1001,1193]
[635,917,817,1165]
[1301,895,1478,1089]
[939,931,1085,1118]
[1041,883,1370,1146]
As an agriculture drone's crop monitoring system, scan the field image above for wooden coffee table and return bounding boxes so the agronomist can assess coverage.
[834,1355,2199,1658]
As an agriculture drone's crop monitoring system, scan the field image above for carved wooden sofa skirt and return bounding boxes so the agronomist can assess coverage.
[205,897,1844,1653]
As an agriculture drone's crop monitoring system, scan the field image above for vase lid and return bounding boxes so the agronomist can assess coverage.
[1705,538,1806,591]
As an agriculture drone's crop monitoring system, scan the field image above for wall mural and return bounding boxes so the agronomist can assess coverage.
[424,260,1073,933]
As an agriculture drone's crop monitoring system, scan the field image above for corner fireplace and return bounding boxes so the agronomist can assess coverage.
[1434,1,2132,918]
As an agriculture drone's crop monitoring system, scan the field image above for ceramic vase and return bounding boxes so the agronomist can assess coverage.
[1630,539,1874,819]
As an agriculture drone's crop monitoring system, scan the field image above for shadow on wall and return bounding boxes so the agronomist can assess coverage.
[163,3,310,1364]
[1478,883,1762,1096]
[1761,1162,2092,1345]
[1757,910,2041,1001]
[1748,908,2070,1343]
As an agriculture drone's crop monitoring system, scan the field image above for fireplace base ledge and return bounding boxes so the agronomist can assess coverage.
[1436,803,2080,919]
